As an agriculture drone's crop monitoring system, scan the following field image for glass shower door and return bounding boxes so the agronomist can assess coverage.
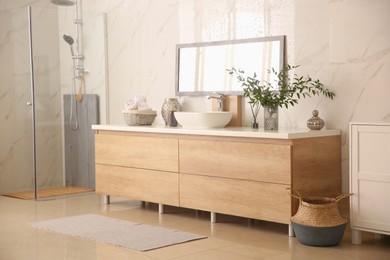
[31,5,98,198]
[30,6,65,196]
[0,6,65,199]
[0,7,35,197]
[1,5,105,199]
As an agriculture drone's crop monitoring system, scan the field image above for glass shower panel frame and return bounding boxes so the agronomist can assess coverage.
[32,5,104,197]
[1,5,105,199]
[0,7,35,196]
[31,6,65,198]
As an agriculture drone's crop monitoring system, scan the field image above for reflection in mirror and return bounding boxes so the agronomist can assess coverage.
[175,36,285,96]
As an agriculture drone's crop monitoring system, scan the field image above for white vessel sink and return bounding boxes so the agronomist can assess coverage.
[174,111,232,128]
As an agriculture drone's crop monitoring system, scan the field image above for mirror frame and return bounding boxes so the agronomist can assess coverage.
[175,35,285,96]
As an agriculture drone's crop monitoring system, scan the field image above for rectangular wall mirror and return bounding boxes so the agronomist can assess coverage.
[175,35,285,96]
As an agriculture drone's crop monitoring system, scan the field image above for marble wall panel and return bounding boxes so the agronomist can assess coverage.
[327,0,390,191]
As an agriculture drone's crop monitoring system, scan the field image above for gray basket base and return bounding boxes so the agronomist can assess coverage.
[292,221,346,247]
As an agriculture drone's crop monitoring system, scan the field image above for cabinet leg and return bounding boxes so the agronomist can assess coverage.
[352,230,362,244]
[103,195,110,204]
[288,224,295,237]
[211,212,217,223]
[158,204,165,214]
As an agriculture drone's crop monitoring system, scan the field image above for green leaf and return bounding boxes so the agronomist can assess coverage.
[227,64,335,109]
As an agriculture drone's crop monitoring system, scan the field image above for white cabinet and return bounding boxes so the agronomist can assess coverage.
[350,123,390,244]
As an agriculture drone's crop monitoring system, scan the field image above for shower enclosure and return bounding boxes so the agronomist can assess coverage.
[0,3,107,199]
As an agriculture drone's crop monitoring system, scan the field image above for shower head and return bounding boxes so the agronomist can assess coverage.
[63,34,74,46]
[50,0,75,6]
[63,34,75,56]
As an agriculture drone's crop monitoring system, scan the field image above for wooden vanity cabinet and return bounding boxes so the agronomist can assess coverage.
[95,130,341,227]
[95,131,180,206]
[179,135,341,224]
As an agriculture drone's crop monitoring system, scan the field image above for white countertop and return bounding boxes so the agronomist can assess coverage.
[92,124,340,139]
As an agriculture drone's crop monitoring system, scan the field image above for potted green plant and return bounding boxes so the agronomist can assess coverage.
[227,65,335,130]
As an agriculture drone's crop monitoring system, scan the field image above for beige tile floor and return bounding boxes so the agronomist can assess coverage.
[0,194,389,260]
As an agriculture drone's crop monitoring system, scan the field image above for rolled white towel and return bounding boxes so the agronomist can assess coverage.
[137,100,149,110]
[125,98,138,110]
[134,95,146,103]
[125,95,151,111]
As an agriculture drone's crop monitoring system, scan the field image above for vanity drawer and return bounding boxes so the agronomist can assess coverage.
[180,174,291,224]
[179,139,291,184]
[96,164,179,206]
[95,133,178,172]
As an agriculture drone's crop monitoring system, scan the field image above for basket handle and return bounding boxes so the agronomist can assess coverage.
[335,193,353,202]
[286,188,302,201]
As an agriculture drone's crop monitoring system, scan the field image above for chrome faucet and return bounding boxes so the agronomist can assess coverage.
[207,93,225,111]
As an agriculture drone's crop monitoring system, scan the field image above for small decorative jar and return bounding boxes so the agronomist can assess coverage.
[161,98,181,125]
[307,110,324,130]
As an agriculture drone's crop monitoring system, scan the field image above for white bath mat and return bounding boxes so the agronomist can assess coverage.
[29,214,207,251]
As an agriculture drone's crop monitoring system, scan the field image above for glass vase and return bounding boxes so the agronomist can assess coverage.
[264,106,278,131]
[251,121,259,129]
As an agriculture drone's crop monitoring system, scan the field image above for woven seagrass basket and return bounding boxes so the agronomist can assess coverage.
[122,110,157,126]
[288,188,352,246]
